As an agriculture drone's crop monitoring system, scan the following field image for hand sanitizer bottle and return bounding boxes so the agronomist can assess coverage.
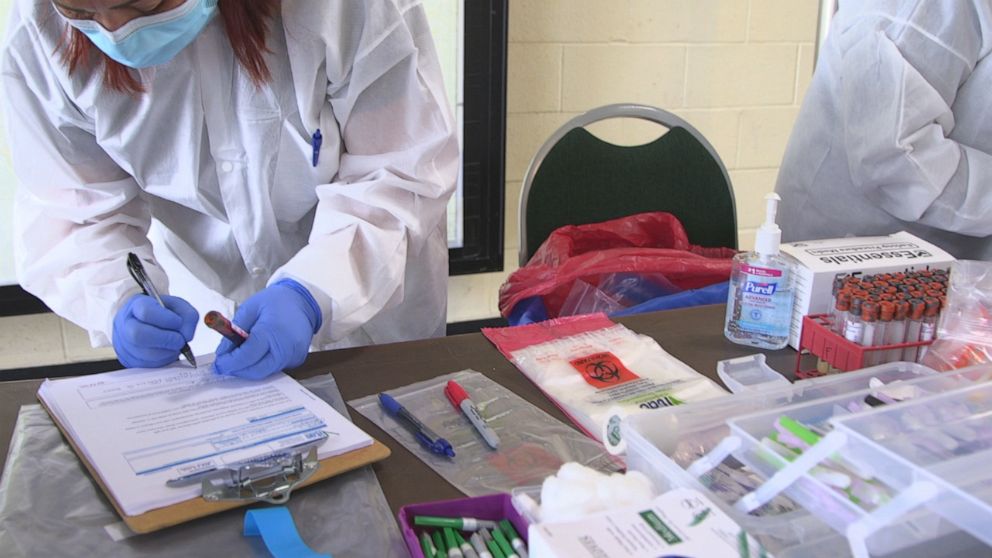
[724,193,794,349]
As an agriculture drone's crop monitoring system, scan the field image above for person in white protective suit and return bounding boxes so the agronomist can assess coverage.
[774,0,992,258]
[3,0,458,379]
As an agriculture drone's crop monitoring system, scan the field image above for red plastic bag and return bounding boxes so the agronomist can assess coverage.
[500,212,736,319]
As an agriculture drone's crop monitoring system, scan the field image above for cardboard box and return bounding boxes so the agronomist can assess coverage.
[780,232,955,350]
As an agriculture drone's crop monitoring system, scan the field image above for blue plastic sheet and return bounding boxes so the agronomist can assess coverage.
[507,281,729,326]
[611,281,729,317]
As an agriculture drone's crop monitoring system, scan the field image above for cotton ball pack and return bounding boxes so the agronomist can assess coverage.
[537,463,657,523]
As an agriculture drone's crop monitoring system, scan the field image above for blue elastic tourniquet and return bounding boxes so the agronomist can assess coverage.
[243,507,331,558]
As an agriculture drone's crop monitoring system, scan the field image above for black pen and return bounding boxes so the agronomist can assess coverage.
[126,252,197,367]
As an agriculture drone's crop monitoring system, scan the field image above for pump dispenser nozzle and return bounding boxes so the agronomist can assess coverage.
[755,193,782,257]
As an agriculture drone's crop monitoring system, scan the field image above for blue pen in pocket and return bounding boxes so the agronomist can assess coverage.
[311,128,322,167]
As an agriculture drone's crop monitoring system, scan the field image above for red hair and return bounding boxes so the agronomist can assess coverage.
[58,0,279,94]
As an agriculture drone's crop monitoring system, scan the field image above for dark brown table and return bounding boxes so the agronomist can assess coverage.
[0,303,795,514]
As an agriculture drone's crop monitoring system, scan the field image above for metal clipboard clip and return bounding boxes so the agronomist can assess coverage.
[167,430,328,505]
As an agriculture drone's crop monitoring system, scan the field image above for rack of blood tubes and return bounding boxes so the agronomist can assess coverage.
[795,269,948,378]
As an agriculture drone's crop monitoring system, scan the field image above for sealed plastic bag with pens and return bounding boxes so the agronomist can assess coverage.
[500,212,736,325]
[348,370,620,496]
[920,260,992,371]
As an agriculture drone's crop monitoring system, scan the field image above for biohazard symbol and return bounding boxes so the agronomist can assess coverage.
[569,351,640,388]
[584,359,621,383]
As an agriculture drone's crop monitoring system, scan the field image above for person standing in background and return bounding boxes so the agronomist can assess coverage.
[3,0,458,379]
[775,0,992,257]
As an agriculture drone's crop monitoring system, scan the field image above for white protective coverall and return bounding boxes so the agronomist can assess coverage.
[775,0,992,259]
[3,0,459,354]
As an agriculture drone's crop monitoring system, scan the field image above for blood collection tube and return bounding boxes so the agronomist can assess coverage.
[886,301,909,363]
[876,301,894,365]
[902,299,925,362]
[860,301,880,367]
[828,277,845,326]
[833,291,851,334]
[916,297,941,362]
[845,297,865,345]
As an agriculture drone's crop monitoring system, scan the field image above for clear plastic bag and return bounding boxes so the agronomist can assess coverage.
[558,272,683,318]
[483,314,727,444]
[0,374,406,558]
[558,279,627,317]
[348,370,621,496]
[921,260,992,371]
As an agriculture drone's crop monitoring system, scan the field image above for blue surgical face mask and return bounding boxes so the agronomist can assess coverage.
[61,0,219,69]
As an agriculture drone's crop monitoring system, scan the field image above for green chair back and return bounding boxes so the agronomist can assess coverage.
[519,104,737,265]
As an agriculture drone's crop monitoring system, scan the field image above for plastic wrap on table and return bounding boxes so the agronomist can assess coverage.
[500,212,735,321]
[348,370,621,496]
[0,373,406,558]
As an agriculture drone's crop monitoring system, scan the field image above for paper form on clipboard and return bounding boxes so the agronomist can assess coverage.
[37,358,373,516]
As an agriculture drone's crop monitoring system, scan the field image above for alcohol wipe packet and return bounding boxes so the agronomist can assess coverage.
[484,314,728,454]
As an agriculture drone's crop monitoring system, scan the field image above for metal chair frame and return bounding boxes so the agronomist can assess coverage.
[517,103,736,267]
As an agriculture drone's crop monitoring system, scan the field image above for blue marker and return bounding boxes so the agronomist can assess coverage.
[378,392,455,458]
[311,128,322,167]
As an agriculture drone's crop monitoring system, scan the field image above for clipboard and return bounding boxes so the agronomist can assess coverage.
[38,396,391,534]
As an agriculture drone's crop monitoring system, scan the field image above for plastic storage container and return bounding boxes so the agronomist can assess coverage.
[725,369,989,557]
[397,493,529,558]
[621,362,938,553]
[830,381,992,550]
[717,354,791,394]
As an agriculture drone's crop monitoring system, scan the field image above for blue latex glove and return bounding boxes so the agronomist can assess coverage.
[112,293,198,368]
[213,279,322,380]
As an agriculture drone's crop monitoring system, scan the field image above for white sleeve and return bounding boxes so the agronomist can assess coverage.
[839,3,992,236]
[274,0,458,343]
[2,21,157,346]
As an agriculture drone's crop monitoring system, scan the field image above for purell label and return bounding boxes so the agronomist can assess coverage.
[741,264,782,277]
[743,281,777,295]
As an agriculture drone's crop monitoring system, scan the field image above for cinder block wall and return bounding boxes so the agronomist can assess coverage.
[0,0,818,368]
[447,0,818,322]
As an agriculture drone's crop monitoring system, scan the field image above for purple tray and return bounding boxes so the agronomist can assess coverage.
[398,493,529,558]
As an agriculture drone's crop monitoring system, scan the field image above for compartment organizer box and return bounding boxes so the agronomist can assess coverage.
[622,362,992,558]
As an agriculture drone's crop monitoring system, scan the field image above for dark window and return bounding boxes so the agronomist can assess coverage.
[449,0,507,275]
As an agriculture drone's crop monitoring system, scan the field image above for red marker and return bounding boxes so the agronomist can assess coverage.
[204,310,249,347]
[444,380,500,449]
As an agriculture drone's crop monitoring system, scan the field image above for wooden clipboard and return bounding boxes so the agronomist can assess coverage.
[38,397,391,534]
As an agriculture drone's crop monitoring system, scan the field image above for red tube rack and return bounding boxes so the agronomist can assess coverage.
[795,314,936,379]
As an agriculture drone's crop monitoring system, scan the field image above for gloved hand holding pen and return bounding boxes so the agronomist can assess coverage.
[112,294,198,368]
[213,279,322,380]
